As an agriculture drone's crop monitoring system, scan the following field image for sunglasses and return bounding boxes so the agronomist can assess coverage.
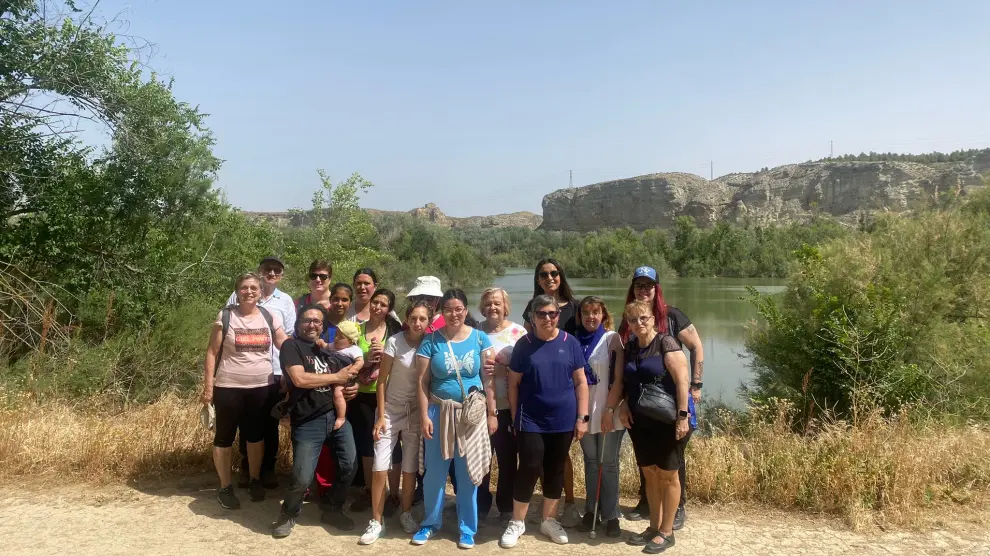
[261,267,283,276]
[633,281,655,290]
[309,273,330,281]
[534,310,560,320]
[538,270,560,280]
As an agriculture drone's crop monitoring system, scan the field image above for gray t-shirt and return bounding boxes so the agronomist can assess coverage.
[383,333,421,406]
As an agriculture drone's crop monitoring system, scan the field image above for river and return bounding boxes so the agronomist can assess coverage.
[465,269,785,407]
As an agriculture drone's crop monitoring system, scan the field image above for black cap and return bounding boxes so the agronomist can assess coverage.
[259,256,284,269]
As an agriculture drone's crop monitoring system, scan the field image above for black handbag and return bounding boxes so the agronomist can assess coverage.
[634,379,678,424]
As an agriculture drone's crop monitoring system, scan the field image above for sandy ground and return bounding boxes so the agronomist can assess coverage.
[1,475,988,556]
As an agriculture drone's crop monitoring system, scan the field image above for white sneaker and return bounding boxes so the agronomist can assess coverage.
[500,519,526,548]
[358,520,383,545]
[399,511,418,534]
[559,503,581,528]
[540,517,568,544]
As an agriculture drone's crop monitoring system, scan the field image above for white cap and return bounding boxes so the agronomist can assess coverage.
[407,276,443,298]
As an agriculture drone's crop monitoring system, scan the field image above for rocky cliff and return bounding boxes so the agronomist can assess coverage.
[245,203,543,230]
[540,152,990,232]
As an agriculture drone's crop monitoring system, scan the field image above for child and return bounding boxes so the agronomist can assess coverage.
[318,319,364,431]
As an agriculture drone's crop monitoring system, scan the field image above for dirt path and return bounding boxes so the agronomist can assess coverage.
[1,476,987,556]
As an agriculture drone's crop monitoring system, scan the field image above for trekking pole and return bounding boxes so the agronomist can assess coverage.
[588,432,605,539]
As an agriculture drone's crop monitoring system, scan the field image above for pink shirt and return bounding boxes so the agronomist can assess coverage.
[214,310,284,389]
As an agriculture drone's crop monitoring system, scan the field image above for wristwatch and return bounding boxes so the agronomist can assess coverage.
[577,414,590,423]
[690,382,703,389]
[677,409,690,420]
[606,407,616,414]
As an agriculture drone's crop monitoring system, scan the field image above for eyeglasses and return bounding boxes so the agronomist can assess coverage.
[300,318,323,326]
[309,273,330,281]
[534,310,560,320]
[633,281,655,290]
[442,306,466,316]
[538,270,560,280]
[261,266,283,276]
[626,315,653,325]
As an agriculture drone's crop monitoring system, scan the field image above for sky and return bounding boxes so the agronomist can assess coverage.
[84,0,990,216]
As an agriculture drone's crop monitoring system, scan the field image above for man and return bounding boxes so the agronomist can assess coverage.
[272,305,361,538]
[406,275,444,332]
[225,256,297,489]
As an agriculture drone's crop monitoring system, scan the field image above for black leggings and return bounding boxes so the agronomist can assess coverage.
[513,431,573,503]
[213,385,269,448]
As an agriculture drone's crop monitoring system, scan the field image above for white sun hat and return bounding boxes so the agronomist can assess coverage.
[200,403,216,431]
[407,276,443,298]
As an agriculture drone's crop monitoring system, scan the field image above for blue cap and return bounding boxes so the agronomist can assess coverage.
[633,266,658,282]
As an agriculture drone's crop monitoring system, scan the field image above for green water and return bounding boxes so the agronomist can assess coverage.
[465,269,785,406]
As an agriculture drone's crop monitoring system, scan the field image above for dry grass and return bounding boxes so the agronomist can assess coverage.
[1,396,987,527]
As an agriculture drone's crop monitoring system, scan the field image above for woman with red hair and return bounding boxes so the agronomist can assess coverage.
[617,266,704,532]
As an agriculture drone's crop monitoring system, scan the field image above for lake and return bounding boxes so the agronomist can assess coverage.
[465,268,785,407]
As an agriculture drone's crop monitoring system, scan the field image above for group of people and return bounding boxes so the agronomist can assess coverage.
[202,256,705,554]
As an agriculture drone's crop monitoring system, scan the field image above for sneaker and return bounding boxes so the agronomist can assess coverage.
[237,467,250,489]
[606,518,621,538]
[559,503,581,528]
[673,506,686,531]
[248,478,266,502]
[217,485,241,509]
[383,495,400,518]
[457,533,475,549]
[261,469,279,489]
[576,511,596,533]
[643,531,675,554]
[350,490,372,513]
[498,512,512,528]
[411,526,437,546]
[499,520,525,548]
[399,510,418,534]
[540,517,568,544]
[627,526,657,547]
[272,512,295,538]
[358,520,384,545]
[626,499,649,521]
[321,508,356,531]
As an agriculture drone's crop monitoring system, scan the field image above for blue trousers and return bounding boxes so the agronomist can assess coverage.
[421,404,478,537]
[281,411,357,517]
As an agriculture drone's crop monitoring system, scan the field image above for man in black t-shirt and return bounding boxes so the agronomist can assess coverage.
[272,305,360,539]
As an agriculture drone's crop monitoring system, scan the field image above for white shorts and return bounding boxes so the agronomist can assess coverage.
[373,402,421,473]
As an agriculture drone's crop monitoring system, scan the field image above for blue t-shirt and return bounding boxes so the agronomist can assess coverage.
[509,331,586,434]
[416,328,493,402]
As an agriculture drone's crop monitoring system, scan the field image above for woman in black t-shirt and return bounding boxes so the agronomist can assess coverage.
[618,300,690,553]
[520,258,581,527]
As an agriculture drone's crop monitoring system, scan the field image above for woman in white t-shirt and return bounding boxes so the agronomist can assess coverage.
[573,295,625,538]
[359,301,433,544]
[479,287,528,526]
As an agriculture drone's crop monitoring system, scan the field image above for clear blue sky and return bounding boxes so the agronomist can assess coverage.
[91,0,990,216]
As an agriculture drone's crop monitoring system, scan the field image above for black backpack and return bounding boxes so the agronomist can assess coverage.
[214,305,277,374]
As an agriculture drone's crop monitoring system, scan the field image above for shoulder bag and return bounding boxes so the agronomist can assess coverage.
[632,339,678,425]
[445,331,488,428]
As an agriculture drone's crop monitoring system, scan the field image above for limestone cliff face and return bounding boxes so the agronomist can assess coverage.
[247,204,543,230]
[540,153,989,231]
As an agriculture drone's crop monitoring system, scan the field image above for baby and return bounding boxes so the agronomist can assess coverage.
[317,320,364,431]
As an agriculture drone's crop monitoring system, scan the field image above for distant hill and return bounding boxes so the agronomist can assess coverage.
[244,203,543,230]
[540,149,990,232]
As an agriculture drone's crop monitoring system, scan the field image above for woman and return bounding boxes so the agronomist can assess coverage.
[350,288,403,513]
[202,272,288,509]
[521,258,581,526]
[499,295,589,549]
[295,260,334,311]
[619,301,690,554]
[479,287,528,526]
[619,266,702,530]
[359,301,433,544]
[574,296,625,538]
[348,268,402,326]
[413,289,496,549]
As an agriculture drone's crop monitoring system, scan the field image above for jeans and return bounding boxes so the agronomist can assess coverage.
[421,404,478,537]
[236,382,280,471]
[580,430,625,521]
[281,411,357,517]
[637,428,692,507]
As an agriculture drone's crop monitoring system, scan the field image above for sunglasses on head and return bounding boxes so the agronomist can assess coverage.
[309,273,330,281]
[538,270,560,279]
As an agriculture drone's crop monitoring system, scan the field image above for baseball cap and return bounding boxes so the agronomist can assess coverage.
[633,266,658,283]
[259,256,284,269]
[335,320,360,344]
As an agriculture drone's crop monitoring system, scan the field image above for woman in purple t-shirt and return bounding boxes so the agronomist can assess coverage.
[500,295,589,549]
